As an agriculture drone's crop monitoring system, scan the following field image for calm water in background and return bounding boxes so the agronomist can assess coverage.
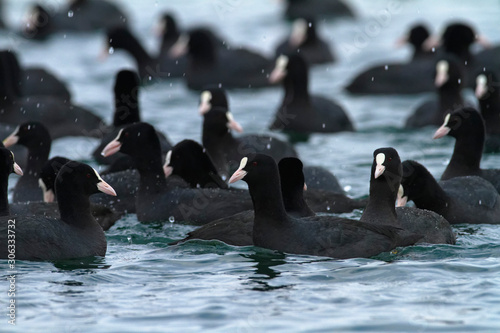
[1,0,500,332]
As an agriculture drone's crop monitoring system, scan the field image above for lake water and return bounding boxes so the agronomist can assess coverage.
[1,0,500,332]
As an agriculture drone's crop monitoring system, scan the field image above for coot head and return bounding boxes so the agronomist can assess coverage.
[289,18,318,47]
[3,121,51,149]
[157,13,180,40]
[55,161,116,198]
[0,148,23,177]
[269,54,308,84]
[433,107,485,140]
[229,154,276,186]
[370,147,402,193]
[101,122,160,158]
[163,139,227,189]
[407,24,431,50]
[199,88,229,114]
[170,29,217,62]
[39,156,71,203]
[23,5,51,39]
[398,160,431,206]
[475,71,498,100]
[434,57,463,90]
[203,109,243,134]
[441,22,476,55]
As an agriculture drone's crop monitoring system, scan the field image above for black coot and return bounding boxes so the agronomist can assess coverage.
[23,0,127,40]
[172,157,319,246]
[227,152,418,259]
[275,18,334,65]
[169,28,273,90]
[4,50,71,101]
[345,24,435,95]
[283,0,355,21]
[0,156,116,261]
[0,52,105,139]
[360,148,455,245]
[163,139,227,189]
[399,160,500,224]
[105,27,185,81]
[269,54,354,138]
[40,156,138,216]
[199,88,298,178]
[433,107,500,193]
[101,122,253,224]
[475,71,500,152]
[3,122,50,203]
[92,70,172,166]
[405,57,466,128]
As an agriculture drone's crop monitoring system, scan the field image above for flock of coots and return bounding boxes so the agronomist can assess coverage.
[1,0,500,261]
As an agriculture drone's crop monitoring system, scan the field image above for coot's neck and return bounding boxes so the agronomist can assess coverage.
[282,188,314,217]
[202,116,236,177]
[442,133,483,179]
[249,168,289,227]
[283,71,310,105]
[0,172,9,216]
[479,93,500,135]
[436,84,463,124]
[116,37,153,68]
[361,177,399,227]
[133,149,167,193]
[113,93,141,127]
[25,140,51,180]
[57,186,96,228]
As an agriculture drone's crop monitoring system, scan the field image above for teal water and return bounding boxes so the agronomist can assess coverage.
[2,0,500,332]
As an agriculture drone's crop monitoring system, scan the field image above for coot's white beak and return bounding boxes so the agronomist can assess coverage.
[199,91,212,115]
[303,182,307,191]
[396,185,408,207]
[12,162,23,176]
[97,180,117,196]
[269,55,288,84]
[101,130,123,157]
[163,151,173,178]
[476,34,491,48]
[435,60,449,88]
[422,35,440,51]
[3,126,20,147]
[475,74,488,99]
[169,34,189,58]
[93,168,117,196]
[226,112,243,133]
[40,178,55,203]
[101,140,121,157]
[229,157,248,184]
[432,113,451,139]
[374,153,385,179]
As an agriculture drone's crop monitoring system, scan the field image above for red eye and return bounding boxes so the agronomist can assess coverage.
[86,174,91,178]
[252,162,258,166]
[388,158,392,162]
[124,132,129,137]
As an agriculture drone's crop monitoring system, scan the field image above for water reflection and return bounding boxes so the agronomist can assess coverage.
[242,251,290,291]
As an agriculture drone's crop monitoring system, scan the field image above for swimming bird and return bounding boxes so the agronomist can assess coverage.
[169,28,273,90]
[23,0,128,40]
[227,151,416,258]
[275,18,335,65]
[91,69,172,167]
[398,160,500,224]
[101,122,252,224]
[433,107,500,193]
[3,122,51,203]
[0,155,116,261]
[405,57,465,128]
[200,88,298,178]
[269,54,354,139]
[475,71,500,152]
